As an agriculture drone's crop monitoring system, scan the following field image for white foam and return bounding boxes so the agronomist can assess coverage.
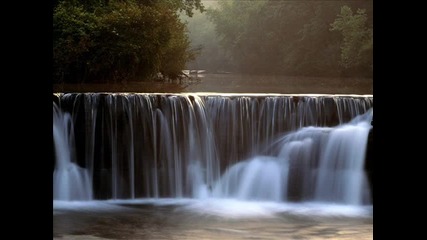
[53,200,131,213]
[175,198,372,218]
[55,198,372,219]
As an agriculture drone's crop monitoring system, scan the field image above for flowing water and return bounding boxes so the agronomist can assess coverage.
[53,103,92,201]
[53,199,372,239]
[53,93,373,239]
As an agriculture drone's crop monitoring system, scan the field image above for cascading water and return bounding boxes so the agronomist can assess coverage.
[53,102,92,200]
[314,111,373,205]
[53,93,372,205]
[211,109,372,204]
[211,156,286,202]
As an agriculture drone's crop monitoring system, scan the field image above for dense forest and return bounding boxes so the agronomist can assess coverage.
[53,0,204,83]
[53,0,372,84]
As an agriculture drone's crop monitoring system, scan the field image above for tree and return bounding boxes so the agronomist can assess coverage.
[203,0,372,77]
[53,0,203,83]
[163,0,205,17]
[206,0,268,73]
[330,5,373,76]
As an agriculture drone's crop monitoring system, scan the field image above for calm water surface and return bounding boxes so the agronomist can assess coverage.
[53,199,372,239]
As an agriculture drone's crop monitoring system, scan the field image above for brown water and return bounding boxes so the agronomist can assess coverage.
[53,73,372,94]
[53,199,372,240]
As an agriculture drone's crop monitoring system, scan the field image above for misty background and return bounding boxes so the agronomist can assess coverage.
[182,0,372,78]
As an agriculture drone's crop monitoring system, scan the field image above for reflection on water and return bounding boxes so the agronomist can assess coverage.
[53,199,372,239]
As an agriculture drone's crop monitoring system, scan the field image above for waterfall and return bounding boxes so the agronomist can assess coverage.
[53,102,92,201]
[212,109,372,204]
[53,93,372,205]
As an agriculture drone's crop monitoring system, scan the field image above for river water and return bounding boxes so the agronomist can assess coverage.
[53,199,372,239]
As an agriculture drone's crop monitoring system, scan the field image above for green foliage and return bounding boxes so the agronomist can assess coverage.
[330,5,373,74]
[158,8,194,79]
[206,0,268,72]
[53,2,98,83]
[53,0,203,83]
[204,0,372,77]
[163,0,205,17]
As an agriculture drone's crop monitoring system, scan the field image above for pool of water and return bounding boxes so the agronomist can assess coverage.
[53,199,373,239]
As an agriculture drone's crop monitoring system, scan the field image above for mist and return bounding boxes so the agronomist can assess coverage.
[182,0,373,78]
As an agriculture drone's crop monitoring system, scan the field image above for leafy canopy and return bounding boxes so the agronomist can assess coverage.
[53,0,203,83]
